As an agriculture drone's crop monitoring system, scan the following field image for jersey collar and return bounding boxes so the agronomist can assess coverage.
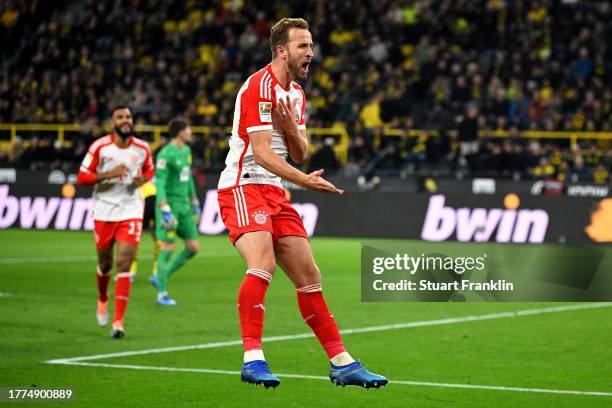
[266,64,291,92]
[111,133,133,148]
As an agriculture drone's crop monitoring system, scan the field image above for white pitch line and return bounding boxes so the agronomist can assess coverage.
[0,253,235,265]
[45,302,612,364]
[54,361,612,397]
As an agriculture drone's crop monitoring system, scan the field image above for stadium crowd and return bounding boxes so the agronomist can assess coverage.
[0,0,610,182]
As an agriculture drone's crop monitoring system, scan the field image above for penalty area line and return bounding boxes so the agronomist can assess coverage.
[53,361,612,397]
[45,302,612,364]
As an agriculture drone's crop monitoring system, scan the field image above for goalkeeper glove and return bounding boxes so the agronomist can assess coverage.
[192,199,202,224]
[160,204,177,231]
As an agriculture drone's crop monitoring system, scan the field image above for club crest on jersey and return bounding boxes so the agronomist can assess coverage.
[259,102,272,122]
[252,210,268,225]
[131,154,139,164]
[156,159,166,169]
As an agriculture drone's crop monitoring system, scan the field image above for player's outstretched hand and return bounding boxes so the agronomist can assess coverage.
[272,95,299,134]
[107,163,128,179]
[302,169,344,195]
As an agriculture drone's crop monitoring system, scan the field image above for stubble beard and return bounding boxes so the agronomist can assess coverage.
[114,124,133,139]
[287,52,306,80]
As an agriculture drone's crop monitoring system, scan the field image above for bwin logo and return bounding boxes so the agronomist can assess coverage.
[421,194,549,243]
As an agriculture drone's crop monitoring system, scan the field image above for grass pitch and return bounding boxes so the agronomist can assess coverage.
[1,229,611,407]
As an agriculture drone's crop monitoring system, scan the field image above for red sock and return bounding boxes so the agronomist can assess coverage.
[113,272,132,326]
[297,284,346,359]
[238,269,272,352]
[96,267,111,302]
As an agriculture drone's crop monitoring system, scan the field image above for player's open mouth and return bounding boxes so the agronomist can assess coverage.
[301,62,310,73]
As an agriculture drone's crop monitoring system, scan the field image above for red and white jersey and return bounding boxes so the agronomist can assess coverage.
[218,64,307,191]
[79,134,154,221]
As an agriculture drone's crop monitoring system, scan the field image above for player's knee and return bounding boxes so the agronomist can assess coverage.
[251,259,276,274]
[98,262,112,274]
[116,259,133,272]
[160,241,175,252]
[306,263,321,283]
[294,264,321,288]
[186,240,200,254]
[116,251,136,272]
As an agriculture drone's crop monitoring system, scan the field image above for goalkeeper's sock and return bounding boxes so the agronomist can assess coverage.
[130,244,140,275]
[152,240,161,276]
[157,249,173,293]
[296,285,348,360]
[112,272,132,326]
[96,267,111,302]
[167,248,196,278]
[130,259,138,275]
[238,269,272,352]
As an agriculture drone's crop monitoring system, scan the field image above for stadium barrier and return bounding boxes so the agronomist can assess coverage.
[0,123,350,164]
[1,170,609,244]
[1,123,611,165]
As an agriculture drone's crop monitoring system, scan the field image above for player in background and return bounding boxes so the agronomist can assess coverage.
[217,18,387,388]
[130,137,168,283]
[77,106,155,338]
[129,180,160,282]
[153,117,201,306]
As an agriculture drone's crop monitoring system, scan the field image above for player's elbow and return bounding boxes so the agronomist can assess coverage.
[290,150,307,164]
[252,150,267,167]
[77,171,96,186]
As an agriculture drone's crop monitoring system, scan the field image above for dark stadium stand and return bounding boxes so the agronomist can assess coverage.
[0,0,610,183]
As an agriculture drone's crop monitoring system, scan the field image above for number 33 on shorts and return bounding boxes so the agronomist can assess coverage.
[93,219,143,249]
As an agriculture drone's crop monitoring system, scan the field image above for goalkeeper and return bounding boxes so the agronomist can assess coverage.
[153,117,201,306]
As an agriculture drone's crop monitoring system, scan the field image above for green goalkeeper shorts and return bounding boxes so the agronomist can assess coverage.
[155,201,199,243]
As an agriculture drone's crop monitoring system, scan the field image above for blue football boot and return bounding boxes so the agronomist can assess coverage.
[241,360,280,388]
[329,361,388,388]
[156,294,177,306]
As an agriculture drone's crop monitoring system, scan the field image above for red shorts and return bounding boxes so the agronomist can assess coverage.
[218,184,308,244]
[93,219,143,249]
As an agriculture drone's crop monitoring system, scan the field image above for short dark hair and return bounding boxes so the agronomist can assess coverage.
[270,18,309,58]
[168,117,190,138]
[111,105,130,116]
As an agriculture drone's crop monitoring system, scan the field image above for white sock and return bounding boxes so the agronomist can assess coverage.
[330,351,355,366]
[244,349,265,363]
[157,291,167,300]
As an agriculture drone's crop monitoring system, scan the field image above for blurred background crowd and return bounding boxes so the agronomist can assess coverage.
[0,0,610,183]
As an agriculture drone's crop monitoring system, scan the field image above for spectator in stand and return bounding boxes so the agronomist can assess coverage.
[0,0,610,182]
[308,138,340,175]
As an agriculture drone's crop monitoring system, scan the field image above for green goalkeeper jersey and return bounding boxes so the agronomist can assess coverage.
[155,143,195,206]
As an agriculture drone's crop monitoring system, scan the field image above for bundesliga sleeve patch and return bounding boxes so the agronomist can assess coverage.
[259,102,272,123]
[156,158,166,169]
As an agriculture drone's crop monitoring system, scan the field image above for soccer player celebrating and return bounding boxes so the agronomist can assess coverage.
[217,18,387,389]
[152,118,201,306]
[77,106,155,338]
